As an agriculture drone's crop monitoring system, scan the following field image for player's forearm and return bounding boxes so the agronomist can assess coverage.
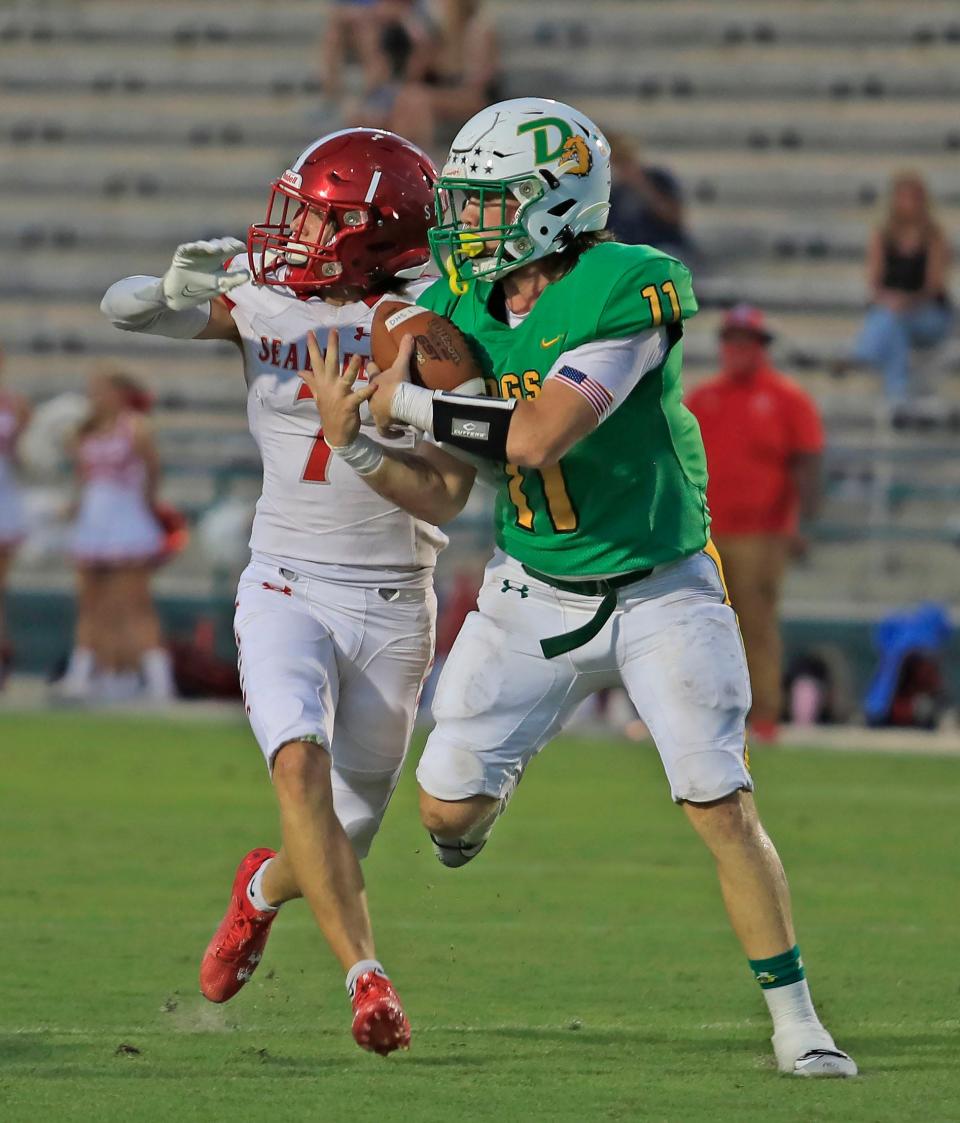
[504,401,580,469]
[100,276,211,338]
[101,238,248,340]
[375,449,471,523]
[327,436,470,524]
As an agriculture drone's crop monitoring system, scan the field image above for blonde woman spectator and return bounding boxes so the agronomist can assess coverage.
[57,369,174,702]
[0,346,31,687]
[851,170,953,402]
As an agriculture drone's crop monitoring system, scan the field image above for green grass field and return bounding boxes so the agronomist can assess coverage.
[2,713,958,1122]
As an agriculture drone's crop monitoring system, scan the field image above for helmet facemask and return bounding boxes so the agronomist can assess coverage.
[429,174,549,290]
[248,181,377,293]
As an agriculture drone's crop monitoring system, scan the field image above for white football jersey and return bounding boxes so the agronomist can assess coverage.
[222,257,447,569]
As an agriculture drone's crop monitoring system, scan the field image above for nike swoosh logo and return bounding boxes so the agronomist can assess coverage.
[541,335,563,348]
[181,285,210,298]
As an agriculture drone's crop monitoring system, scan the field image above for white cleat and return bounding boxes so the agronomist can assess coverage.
[792,1049,858,1078]
[773,1026,858,1077]
[429,833,488,868]
[428,766,527,869]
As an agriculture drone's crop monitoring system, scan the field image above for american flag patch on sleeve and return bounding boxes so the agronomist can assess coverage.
[552,365,614,420]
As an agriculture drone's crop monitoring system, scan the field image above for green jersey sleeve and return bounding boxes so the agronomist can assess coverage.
[593,246,699,339]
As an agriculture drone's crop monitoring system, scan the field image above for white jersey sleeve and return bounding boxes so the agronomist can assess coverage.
[221,260,446,571]
[543,328,668,422]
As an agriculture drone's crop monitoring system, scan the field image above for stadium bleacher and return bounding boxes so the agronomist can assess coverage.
[2,0,959,664]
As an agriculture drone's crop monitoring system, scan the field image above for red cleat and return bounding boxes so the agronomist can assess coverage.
[199,848,277,1003]
[351,971,411,1056]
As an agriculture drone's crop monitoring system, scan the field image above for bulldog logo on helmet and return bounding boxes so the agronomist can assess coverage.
[558,135,592,177]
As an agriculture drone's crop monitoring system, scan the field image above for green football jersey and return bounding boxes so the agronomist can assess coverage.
[418,241,711,576]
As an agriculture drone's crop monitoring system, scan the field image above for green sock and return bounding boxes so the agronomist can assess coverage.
[748,945,805,990]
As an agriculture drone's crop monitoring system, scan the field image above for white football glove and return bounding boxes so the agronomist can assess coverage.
[161,237,250,310]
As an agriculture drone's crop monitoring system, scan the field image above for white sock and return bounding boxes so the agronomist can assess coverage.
[100,670,141,701]
[63,647,95,684]
[140,647,175,700]
[764,979,825,1034]
[345,958,385,997]
[246,858,279,913]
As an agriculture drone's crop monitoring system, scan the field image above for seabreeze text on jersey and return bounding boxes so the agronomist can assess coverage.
[256,335,370,376]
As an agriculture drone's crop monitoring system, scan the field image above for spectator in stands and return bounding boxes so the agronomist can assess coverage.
[57,369,175,703]
[320,1,433,102]
[0,346,31,688]
[340,10,434,150]
[342,0,500,154]
[406,1,501,143]
[686,305,824,743]
[850,170,953,403]
[607,132,693,261]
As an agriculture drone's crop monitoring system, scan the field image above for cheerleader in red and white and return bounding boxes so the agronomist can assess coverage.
[59,369,174,701]
[0,347,31,686]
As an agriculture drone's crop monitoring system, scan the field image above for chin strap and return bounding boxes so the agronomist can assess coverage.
[445,232,485,294]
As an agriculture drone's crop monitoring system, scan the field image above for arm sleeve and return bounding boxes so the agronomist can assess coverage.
[544,329,668,422]
[100,276,211,339]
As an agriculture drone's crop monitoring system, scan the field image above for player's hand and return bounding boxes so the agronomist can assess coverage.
[368,334,415,434]
[299,329,376,447]
[361,360,405,440]
[161,237,250,310]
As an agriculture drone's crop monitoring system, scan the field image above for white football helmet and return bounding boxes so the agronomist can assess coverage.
[429,97,611,288]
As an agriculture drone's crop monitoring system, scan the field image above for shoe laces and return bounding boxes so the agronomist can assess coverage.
[353,970,391,1004]
[218,900,270,957]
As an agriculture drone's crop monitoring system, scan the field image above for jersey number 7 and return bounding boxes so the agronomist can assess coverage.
[301,429,331,483]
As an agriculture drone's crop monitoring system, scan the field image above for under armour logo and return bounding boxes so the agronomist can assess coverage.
[501,580,529,598]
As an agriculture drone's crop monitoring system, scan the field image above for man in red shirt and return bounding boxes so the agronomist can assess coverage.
[686,305,824,742]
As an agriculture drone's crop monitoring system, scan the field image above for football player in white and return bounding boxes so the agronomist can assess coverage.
[101,129,458,1055]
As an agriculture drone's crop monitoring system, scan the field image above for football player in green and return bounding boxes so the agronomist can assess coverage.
[301,97,857,1078]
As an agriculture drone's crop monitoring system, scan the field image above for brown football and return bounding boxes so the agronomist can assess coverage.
[371,301,484,392]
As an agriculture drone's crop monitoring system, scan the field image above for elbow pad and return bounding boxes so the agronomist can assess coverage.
[432,392,517,462]
[100,276,211,339]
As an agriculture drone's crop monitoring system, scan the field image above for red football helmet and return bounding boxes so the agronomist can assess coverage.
[247,128,438,294]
